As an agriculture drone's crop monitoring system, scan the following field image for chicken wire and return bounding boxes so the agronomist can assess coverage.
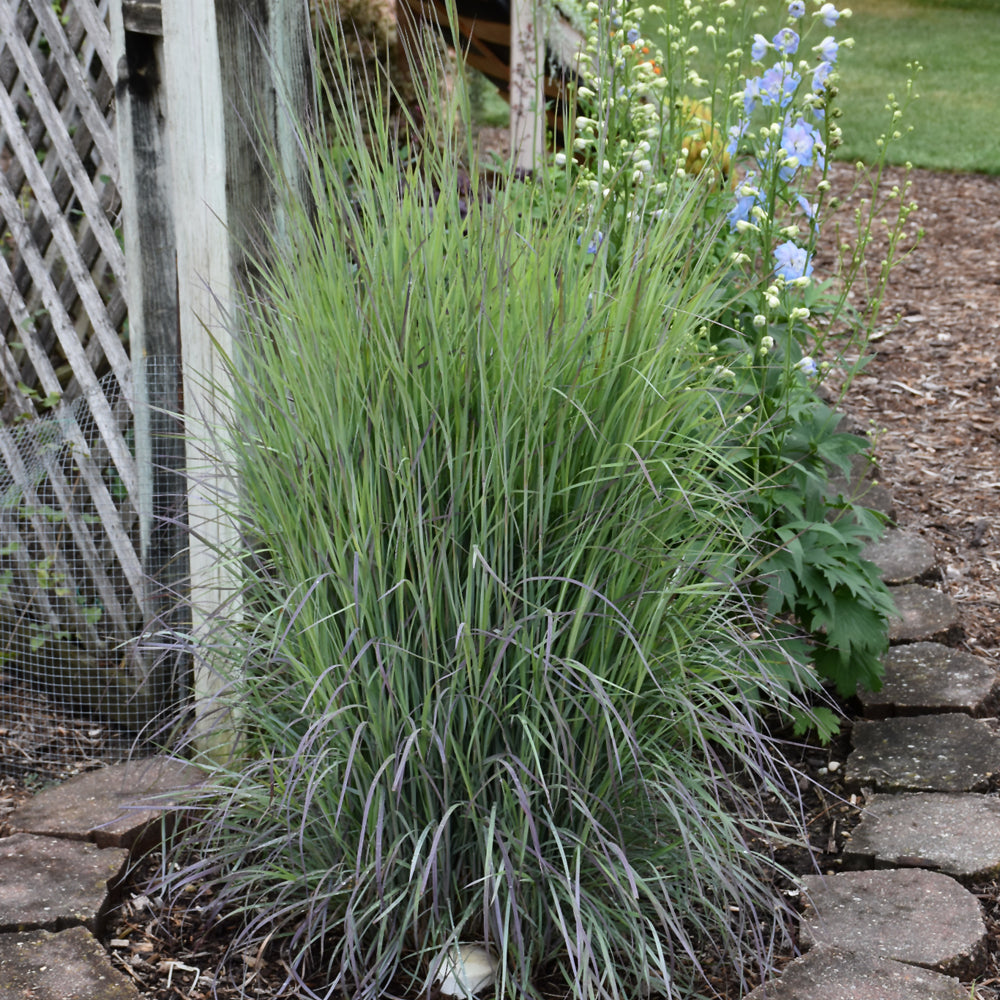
[0,367,189,780]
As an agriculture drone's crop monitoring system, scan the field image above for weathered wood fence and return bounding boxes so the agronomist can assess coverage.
[1,0,310,744]
[0,0,156,735]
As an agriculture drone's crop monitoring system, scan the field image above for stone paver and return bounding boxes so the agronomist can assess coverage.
[0,833,128,934]
[0,925,140,1000]
[829,479,897,522]
[845,712,1000,793]
[887,584,962,645]
[858,642,1000,719]
[798,868,986,978]
[827,453,897,522]
[742,946,967,1000]
[0,757,206,999]
[9,757,203,850]
[843,792,1000,884]
[862,529,937,585]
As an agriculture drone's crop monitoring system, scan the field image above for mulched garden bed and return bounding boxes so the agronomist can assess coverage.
[5,160,998,999]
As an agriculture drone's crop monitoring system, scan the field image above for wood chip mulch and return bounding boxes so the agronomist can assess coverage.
[823,159,1000,1000]
[825,162,1000,663]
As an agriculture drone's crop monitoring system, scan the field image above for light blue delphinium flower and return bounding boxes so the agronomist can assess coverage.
[774,241,814,281]
[780,117,823,178]
[796,193,817,219]
[727,173,761,231]
[760,62,801,108]
[751,33,769,60]
[773,27,799,55]
[743,76,763,115]
[794,356,818,377]
[815,35,839,63]
[727,120,749,157]
[579,231,605,254]
[812,61,833,93]
[777,160,798,184]
[818,2,841,26]
[788,0,805,17]
[627,27,641,44]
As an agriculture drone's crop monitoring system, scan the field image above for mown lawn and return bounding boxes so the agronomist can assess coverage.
[834,0,1000,173]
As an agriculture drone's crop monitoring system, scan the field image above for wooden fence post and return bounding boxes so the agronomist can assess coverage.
[110,2,189,724]
[509,0,544,171]
[148,0,311,748]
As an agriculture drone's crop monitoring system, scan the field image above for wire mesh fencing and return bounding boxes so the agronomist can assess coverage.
[2,0,191,780]
[0,367,190,781]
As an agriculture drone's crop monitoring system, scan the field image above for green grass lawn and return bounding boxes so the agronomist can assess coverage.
[834,0,1000,173]
[470,0,1000,174]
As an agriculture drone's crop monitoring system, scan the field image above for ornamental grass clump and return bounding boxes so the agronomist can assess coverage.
[156,30,818,1000]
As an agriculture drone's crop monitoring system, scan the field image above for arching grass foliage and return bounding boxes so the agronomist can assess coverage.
[152,13,895,1000]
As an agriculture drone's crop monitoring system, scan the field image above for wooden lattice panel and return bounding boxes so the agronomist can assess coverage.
[0,0,151,731]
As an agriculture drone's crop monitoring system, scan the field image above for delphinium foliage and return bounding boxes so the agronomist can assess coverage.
[155,3,917,998]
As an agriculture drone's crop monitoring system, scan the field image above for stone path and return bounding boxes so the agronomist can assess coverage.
[746,485,1000,996]
[0,758,201,999]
